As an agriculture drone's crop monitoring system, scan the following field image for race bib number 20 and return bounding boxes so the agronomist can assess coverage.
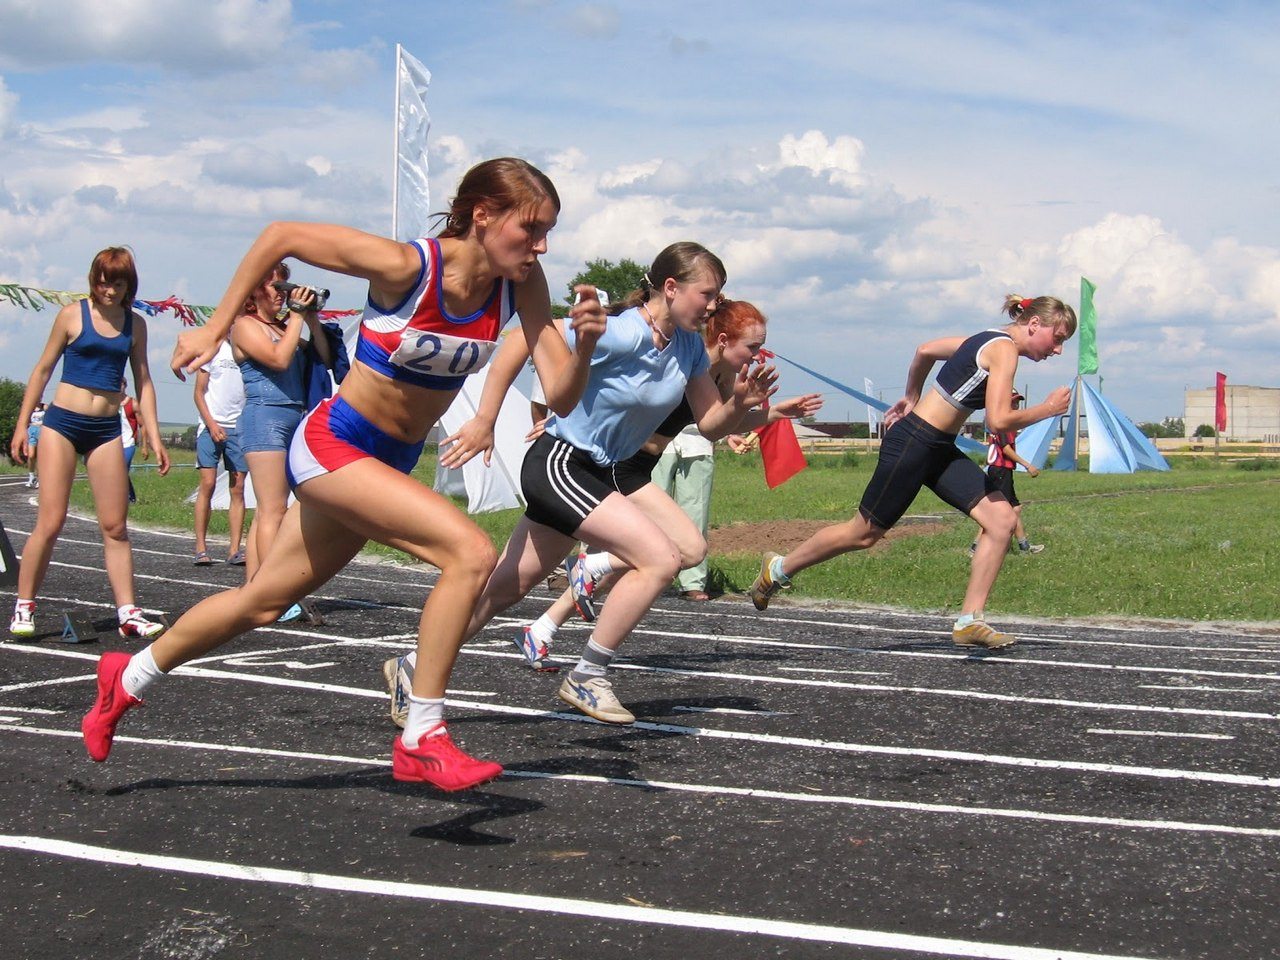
[388,329,498,379]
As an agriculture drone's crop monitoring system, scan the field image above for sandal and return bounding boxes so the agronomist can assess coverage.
[193,550,213,566]
[680,590,711,602]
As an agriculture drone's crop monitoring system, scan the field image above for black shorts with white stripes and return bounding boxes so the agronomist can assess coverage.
[521,432,632,537]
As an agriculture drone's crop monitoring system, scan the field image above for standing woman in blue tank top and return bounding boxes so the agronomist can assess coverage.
[8,247,171,640]
[749,295,1076,649]
[229,261,329,593]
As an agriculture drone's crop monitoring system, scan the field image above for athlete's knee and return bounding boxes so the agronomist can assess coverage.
[445,530,499,585]
[99,517,129,543]
[678,535,708,570]
[835,517,880,551]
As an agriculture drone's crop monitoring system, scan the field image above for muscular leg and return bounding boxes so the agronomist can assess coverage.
[83,439,139,607]
[961,494,1017,615]
[16,429,79,600]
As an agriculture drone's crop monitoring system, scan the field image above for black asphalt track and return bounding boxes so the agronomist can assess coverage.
[0,478,1277,959]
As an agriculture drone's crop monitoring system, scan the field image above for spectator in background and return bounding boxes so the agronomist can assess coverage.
[119,379,148,504]
[972,389,1044,557]
[192,340,248,566]
[24,403,45,488]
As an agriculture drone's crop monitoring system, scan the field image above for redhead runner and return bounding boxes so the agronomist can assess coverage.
[749,295,1075,649]
[383,244,783,726]
[9,247,171,642]
[80,158,606,791]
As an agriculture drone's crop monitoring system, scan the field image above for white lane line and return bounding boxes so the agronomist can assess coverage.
[12,645,1277,789]
[1138,685,1264,694]
[0,675,96,694]
[1200,657,1280,665]
[0,705,61,714]
[5,725,1278,840]
[7,639,1280,737]
[0,716,22,723]
[778,667,889,677]
[672,706,791,717]
[1087,729,1235,741]
[0,835,1167,960]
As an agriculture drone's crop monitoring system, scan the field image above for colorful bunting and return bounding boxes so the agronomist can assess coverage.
[0,282,360,326]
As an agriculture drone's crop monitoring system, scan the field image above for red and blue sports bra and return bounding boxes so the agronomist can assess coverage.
[355,238,515,390]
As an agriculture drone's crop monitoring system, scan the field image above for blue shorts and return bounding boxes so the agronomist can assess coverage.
[41,404,122,456]
[287,396,424,488]
[239,402,304,454]
[26,425,40,447]
[196,427,248,473]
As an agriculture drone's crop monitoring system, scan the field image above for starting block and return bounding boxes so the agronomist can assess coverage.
[299,600,325,627]
[59,613,99,645]
[0,520,19,588]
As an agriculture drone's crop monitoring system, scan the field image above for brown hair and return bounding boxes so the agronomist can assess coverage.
[243,261,290,316]
[88,247,139,305]
[704,298,766,346]
[613,242,728,315]
[435,157,560,240]
[1003,294,1077,337]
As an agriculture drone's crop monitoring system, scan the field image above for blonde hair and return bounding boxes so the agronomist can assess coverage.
[1003,294,1077,337]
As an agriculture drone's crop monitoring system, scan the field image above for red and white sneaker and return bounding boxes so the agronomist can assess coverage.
[82,651,142,762]
[568,552,598,623]
[513,625,559,672]
[118,606,164,639]
[392,726,503,792]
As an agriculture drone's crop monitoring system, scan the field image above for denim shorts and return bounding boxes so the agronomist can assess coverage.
[238,402,304,454]
[196,426,248,472]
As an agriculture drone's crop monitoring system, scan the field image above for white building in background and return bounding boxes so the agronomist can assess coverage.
[1184,384,1280,441]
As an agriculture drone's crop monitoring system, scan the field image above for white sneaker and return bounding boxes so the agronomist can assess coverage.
[381,655,413,729]
[9,602,35,638]
[557,674,635,724]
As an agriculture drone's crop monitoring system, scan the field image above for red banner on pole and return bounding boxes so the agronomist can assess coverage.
[1215,372,1227,434]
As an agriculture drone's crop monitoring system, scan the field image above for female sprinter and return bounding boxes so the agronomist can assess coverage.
[383,244,779,727]
[9,247,170,639]
[512,298,822,672]
[749,295,1074,649]
[81,158,606,792]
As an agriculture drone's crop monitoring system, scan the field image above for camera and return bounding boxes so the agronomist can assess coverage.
[272,280,330,312]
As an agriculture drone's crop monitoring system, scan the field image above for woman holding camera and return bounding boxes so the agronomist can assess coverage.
[231,264,331,603]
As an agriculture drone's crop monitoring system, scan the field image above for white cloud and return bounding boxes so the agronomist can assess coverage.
[0,75,16,135]
[0,0,295,74]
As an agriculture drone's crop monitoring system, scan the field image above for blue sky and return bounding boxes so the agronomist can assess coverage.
[1,0,1277,427]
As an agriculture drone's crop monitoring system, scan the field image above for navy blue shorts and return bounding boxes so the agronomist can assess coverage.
[41,404,122,456]
[858,412,989,529]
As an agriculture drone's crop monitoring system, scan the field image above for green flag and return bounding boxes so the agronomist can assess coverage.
[1078,276,1098,375]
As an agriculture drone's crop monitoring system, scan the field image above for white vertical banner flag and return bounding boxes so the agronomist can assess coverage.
[864,378,878,436]
[394,44,432,242]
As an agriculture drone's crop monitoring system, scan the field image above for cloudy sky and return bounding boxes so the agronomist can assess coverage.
[1,0,1277,427]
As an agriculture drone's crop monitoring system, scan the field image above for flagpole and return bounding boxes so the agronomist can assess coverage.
[1073,376,1083,472]
[391,43,402,239]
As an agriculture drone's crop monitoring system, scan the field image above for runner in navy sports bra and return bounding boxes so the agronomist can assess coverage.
[81,159,607,792]
[9,247,171,641]
[749,295,1076,650]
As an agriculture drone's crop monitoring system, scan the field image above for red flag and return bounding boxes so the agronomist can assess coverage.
[1215,372,1227,434]
[753,418,807,488]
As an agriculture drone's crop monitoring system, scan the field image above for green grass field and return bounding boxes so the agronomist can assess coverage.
[8,448,1277,623]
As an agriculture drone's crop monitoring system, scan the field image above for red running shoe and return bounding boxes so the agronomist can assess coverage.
[81,651,142,762]
[392,726,503,792]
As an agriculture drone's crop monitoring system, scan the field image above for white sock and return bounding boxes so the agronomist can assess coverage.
[118,604,143,624]
[770,555,791,584]
[583,552,614,580]
[121,645,165,698]
[14,599,34,612]
[954,612,981,629]
[530,613,559,646]
[402,694,446,749]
